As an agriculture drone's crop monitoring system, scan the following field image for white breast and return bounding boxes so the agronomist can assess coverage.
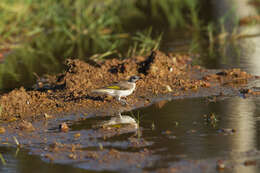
[114,83,136,97]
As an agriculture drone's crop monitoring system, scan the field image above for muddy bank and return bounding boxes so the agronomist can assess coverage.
[0,51,258,121]
[0,51,260,172]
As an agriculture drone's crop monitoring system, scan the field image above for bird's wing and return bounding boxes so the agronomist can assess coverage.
[104,81,130,90]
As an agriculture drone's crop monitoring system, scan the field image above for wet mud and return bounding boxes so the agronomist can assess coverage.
[0,51,258,121]
[0,51,259,172]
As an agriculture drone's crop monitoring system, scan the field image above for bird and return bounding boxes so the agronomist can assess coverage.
[91,75,140,105]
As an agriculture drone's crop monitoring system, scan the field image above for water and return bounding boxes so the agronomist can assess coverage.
[141,98,258,155]
[138,97,260,172]
[0,148,99,173]
[2,97,260,172]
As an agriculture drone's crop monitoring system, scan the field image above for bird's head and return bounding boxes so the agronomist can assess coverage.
[128,75,141,83]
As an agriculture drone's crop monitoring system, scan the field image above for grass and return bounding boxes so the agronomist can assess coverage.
[189,4,253,67]
[130,111,142,139]
[0,0,200,58]
[126,27,162,57]
[0,153,6,165]
[0,0,204,91]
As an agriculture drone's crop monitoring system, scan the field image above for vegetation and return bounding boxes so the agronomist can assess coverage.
[0,153,6,165]
[1,0,257,91]
[0,0,205,90]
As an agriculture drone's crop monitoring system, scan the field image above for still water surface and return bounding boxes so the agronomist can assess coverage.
[1,96,260,172]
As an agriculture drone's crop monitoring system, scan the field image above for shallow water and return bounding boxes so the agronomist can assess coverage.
[2,96,260,172]
[0,147,103,173]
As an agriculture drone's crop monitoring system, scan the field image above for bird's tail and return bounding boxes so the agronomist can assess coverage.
[91,89,112,94]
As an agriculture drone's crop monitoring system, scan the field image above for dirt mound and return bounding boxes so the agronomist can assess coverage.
[0,51,255,121]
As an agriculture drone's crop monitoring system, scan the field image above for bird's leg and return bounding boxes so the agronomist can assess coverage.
[118,112,122,119]
[116,96,121,103]
[117,96,128,105]
[121,99,128,105]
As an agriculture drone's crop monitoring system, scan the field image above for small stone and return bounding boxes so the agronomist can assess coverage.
[244,160,256,166]
[218,128,236,134]
[204,82,211,87]
[44,113,52,119]
[44,154,54,161]
[155,100,168,109]
[85,152,99,159]
[68,153,77,160]
[74,133,81,138]
[216,160,225,170]
[59,122,69,132]
[0,127,5,134]
[164,130,172,135]
[166,85,172,92]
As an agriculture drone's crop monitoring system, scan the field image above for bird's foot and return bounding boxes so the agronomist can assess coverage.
[119,99,129,105]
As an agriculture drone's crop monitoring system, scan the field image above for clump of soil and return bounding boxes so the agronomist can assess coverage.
[0,51,256,121]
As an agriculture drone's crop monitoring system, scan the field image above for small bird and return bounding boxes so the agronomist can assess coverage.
[92,75,140,105]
